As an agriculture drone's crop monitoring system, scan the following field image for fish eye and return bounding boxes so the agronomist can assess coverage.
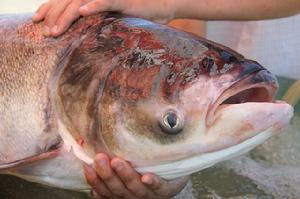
[159,110,183,135]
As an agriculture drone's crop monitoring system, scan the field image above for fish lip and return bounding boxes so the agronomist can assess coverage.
[206,69,278,127]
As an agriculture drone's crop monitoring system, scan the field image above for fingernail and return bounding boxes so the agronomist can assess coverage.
[32,13,39,20]
[79,5,88,12]
[143,177,153,185]
[43,26,50,36]
[113,161,124,172]
[51,25,59,34]
[97,158,107,167]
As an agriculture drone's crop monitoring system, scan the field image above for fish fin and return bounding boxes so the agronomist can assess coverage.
[0,141,62,171]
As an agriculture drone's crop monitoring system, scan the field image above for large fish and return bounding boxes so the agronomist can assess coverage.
[0,13,293,191]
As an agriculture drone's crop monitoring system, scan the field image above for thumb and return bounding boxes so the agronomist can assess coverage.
[142,174,189,197]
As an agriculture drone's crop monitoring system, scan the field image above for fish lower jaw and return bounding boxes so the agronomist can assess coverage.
[136,128,274,180]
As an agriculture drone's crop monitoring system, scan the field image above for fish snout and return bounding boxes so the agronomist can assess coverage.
[207,60,281,126]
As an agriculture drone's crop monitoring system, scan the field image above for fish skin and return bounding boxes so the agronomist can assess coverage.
[0,13,116,166]
[0,13,293,190]
[0,14,59,166]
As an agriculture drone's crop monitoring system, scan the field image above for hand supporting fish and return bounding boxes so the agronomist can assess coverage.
[83,153,188,198]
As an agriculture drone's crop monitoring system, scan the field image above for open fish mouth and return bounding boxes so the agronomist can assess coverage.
[207,69,278,126]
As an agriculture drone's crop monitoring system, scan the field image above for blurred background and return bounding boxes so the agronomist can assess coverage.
[0,1,300,198]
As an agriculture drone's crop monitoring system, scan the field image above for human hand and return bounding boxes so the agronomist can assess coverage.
[32,0,176,37]
[32,0,83,36]
[83,153,189,199]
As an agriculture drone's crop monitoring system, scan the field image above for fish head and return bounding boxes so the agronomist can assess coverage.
[57,16,293,179]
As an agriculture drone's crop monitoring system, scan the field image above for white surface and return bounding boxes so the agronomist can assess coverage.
[0,0,45,13]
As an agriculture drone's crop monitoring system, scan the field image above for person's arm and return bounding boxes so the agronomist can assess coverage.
[174,0,300,21]
[83,153,188,198]
[33,0,300,37]
[168,19,206,37]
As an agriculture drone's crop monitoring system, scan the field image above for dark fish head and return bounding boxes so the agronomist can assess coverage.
[56,16,293,179]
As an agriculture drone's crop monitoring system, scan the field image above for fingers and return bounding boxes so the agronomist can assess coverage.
[93,154,132,198]
[32,1,52,22]
[142,174,169,197]
[142,173,189,197]
[33,0,83,37]
[79,0,125,16]
[83,164,111,198]
[51,0,82,36]
[86,153,188,199]
[43,0,72,36]
[111,158,150,198]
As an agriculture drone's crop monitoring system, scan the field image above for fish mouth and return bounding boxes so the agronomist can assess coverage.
[207,69,278,126]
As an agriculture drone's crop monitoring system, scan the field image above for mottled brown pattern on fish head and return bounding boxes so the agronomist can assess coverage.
[57,19,123,156]
[56,18,168,152]
[55,15,276,157]
[96,19,215,151]
[88,18,247,154]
